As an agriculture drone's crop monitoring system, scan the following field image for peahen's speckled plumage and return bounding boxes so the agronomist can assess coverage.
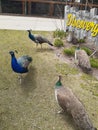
[55,76,97,130]
[75,46,92,73]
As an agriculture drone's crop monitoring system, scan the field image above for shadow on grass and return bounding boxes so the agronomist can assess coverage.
[21,66,37,96]
[36,47,53,53]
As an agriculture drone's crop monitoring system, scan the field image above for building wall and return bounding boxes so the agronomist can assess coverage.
[1,1,22,14]
[0,0,98,18]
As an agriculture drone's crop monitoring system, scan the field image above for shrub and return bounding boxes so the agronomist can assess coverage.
[54,38,64,47]
[81,47,92,56]
[53,29,66,39]
[78,39,85,43]
[90,58,98,68]
[63,46,75,56]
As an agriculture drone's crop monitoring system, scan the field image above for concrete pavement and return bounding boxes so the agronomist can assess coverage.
[0,15,64,31]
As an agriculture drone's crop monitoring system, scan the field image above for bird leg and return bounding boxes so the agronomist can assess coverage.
[41,44,42,49]
[89,50,97,58]
[18,74,22,84]
[57,109,64,114]
[36,43,38,48]
[74,52,79,65]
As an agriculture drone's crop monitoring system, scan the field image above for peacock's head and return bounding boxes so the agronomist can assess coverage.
[9,50,18,56]
[27,29,32,32]
[9,51,14,56]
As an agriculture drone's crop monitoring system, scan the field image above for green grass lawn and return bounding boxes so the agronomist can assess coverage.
[0,30,98,130]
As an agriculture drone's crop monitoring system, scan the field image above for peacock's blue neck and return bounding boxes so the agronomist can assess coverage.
[11,55,19,69]
[11,55,17,65]
[29,31,36,41]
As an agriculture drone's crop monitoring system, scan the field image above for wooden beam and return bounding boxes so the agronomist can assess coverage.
[10,0,98,8]
[28,0,31,15]
[22,1,25,14]
[49,3,54,16]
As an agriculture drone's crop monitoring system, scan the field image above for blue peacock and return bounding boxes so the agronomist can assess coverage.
[9,50,32,83]
[27,30,53,48]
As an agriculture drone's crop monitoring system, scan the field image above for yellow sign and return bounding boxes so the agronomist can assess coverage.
[67,14,98,37]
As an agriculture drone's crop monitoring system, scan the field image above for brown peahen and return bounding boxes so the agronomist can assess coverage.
[75,46,92,73]
[55,76,97,130]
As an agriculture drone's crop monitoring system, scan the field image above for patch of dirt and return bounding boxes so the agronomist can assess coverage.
[50,41,98,80]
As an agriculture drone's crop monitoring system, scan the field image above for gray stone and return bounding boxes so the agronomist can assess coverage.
[64,5,98,46]
[90,8,98,18]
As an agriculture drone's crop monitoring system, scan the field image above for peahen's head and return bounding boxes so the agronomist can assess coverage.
[76,44,80,50]
[55,75,62,88]
[58,75,62,82]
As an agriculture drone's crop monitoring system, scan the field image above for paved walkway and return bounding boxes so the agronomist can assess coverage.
[0,15,64,31]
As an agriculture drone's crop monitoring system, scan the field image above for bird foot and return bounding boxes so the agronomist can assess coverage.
[19,78,22,84]
[18,75,22,84]
[57,110,64,114]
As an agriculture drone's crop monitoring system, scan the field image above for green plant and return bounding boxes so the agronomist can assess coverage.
[78,39,85,43]
[53,29,66,39]
[90,58,98,68]
[54,38,64,47]
[81,47,92,56]
[63,46,75,56]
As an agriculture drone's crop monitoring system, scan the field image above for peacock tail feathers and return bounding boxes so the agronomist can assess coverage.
[27,30,53,46]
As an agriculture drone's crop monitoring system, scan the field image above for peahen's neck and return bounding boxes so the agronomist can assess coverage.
[55,77,63,89]
[76,45,80,50]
